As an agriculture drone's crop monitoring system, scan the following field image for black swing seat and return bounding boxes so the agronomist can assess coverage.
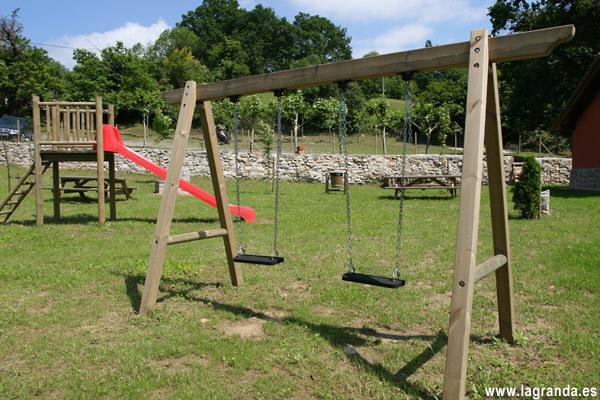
[234,254,284,265]
[342,272,406,288]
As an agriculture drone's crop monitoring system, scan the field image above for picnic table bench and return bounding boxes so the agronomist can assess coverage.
[60,175,135,201]
[383,174,461,197]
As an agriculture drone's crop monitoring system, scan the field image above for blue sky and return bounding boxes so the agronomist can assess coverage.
[2,0,496,68]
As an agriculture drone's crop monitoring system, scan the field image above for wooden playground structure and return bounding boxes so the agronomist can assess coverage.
[139,25,574,399]
[0,97,118,225]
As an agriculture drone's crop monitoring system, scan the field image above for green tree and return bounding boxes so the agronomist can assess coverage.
[148,26,201,61]
[282,91,308,150]
[513,157,541,219]
[68,49,111,100]
[0,10,67,115]
[413,102,452,154]
[488,0,600,145]
[366,97,393,154]
[162,47,211,88]
[313,97,340,152]
[239,95,266,152]
[292,13,352,62]
[179,0,243,68]
[208,37,250,80]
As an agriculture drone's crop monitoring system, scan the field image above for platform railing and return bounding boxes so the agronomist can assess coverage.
[35,99,114,148]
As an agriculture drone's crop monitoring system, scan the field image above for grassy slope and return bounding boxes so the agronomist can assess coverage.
[0,166,597,399]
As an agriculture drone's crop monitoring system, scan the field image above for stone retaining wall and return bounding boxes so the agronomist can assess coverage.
[0,142,572,185]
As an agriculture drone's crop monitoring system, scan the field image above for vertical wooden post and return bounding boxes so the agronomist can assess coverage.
[52,161,61,220]
[443,29,489,400]
[85,107,91,141]
[95,97,105,225]
[64,107,71,142]
[198,101,242,287]
[51,105,59,150]
[484,64,515,343]
[108,104,115,126]
[45,106,51,138]
[32,96,44,226]
[73,109,79,141]
[140,81,197,315]
[108,153,117,221]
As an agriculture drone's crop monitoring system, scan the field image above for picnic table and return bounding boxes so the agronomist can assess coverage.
[383,174,461,197]
[60,175,135,201]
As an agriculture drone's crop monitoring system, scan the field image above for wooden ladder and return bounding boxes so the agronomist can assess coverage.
[0,162,50,224]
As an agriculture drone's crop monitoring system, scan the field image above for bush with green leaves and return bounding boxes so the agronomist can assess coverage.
[513,157,541,219]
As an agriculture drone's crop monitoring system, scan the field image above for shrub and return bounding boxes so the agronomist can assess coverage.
[513,157,541,219]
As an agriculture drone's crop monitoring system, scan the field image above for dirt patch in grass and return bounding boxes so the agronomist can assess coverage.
[219,317,266,340]
[312,305,337,317]
[344,344,383,365]
[148,388,174,400]
[78,310,130,338]
[263,309,289,321]
[278,281,312,300]
[425,291,452,310]
[151,354,209,371]
[524,318,555,332]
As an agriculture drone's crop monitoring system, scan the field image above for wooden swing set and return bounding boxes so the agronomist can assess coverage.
[139,25,574,400]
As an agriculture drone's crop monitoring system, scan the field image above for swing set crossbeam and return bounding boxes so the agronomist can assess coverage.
[162,25,573,103]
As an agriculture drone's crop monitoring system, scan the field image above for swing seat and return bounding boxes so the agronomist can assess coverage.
[342,272,406,288]
[234,254,284,265]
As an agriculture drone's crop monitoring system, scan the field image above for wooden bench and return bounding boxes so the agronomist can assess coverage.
[60,176,135,201]
[383,175,461,197]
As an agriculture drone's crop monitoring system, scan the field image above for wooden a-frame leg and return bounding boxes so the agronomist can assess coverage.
[443,29,490,400]
[139,81,197,315]
[198,101,242,287]
[484,64,515,343]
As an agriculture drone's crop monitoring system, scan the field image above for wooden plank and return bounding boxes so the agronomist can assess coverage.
[484,63,515,343]
[161,25,574,103]
[198,101,243,287]
[39,141,95,146]
[108,104,115,125]
[75,107,81,141]
[167,228,228,245]
[52,161,61,220]
[139,81,197,315]
[443,29,490,400]
[64,107,71,141]
[108,153,117,221]
[45,105,51,139]
[95,97,105,225]
[51,105,59,150]
[85,107,91,141]
[474,254,508,282]
[32,95,44,225]
[39,101,95,106]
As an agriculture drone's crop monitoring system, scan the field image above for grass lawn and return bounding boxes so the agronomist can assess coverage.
[0,166,598,399]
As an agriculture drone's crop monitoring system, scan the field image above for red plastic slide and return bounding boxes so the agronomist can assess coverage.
[102,124,256,222]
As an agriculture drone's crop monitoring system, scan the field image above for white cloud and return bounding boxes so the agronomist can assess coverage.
[47,19,170,69]
[290,0,485,22]
[353,24,433,58]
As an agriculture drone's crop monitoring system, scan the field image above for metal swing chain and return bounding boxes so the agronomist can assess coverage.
[232,102,245,254]
[338,86,354,273]
[393,76,413,280]
[271,93,283,257]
